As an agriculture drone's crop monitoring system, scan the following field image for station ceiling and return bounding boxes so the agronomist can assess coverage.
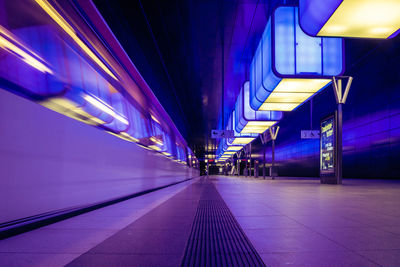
[94,0,400,159]
[94,0,279,157]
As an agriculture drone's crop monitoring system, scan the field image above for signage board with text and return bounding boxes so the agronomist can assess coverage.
[301,130,320,139]
[211,130,234,139]
[320,114,336,175]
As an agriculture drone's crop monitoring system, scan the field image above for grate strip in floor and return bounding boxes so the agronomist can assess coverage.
[181,182,265,267]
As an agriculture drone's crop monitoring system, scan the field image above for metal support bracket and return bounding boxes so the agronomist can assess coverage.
[332,76,353,104]
[269,126,280,179]
[269,126,280,140]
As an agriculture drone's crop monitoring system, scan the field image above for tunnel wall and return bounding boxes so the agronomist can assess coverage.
[0,89,198,224]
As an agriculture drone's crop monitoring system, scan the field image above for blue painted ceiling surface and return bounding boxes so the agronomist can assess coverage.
[94,0,277,157]
[95,0,400,162]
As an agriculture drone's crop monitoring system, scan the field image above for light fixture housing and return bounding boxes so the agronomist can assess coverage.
[227,111,258,145]
[250,6,344,112]
[236,81,283,134]
[299,0,400,39]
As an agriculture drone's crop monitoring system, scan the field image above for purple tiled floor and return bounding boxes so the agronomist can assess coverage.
[66,180,204,266]
[1,176,400,266]
[214,176,400,266]
[0,178,197,266]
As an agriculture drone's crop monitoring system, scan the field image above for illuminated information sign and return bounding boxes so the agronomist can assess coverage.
[320,115,335,174]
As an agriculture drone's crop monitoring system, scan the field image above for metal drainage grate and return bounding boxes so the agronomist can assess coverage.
[181,183,265,267]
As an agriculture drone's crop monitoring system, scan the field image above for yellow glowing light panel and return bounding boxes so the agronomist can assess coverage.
[318,0,400,38]
[241,121,276,134]
[222,151,236,155]
[259,79,330,111]
[231,137,255,145]
[227,146,243,151]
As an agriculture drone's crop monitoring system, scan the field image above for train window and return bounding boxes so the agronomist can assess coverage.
[102,92,129,133]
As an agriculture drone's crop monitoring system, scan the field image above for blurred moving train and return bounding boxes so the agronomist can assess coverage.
[0,0,199,231]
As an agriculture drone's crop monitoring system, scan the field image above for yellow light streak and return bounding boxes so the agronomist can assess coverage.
[150,136,163,146]
[151,114,161,124]
[35,0,118,80]
[0,26,52,73]
[120,132,139,142]
[83,94,128,125]
[148,145,162,151]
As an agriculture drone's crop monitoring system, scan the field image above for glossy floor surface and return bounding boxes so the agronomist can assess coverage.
[1,176,400,266]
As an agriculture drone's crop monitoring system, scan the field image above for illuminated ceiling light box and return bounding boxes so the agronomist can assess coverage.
[250,6,343,112]
[224,143,242,151]
[299,0,400,39]
[222,119,244,152]
[223,151,236,155]
[235,81,283,134]
[226,111,257,145]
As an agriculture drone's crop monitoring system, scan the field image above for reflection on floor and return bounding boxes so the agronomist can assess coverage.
[1,176,400,266]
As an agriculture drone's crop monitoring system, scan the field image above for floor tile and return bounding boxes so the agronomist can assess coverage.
[66,253,182,267]
[357,249,400,266]
[0,229,116,254]
[0,253,79,267]
[236,216,305,229]
[260,251,379,267]
[316,227,400,250]
[245,228,347,253]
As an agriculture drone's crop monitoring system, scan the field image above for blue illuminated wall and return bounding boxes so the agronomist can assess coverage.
[251,39,400,179]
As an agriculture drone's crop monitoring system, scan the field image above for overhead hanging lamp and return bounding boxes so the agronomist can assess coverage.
[250,6,344,112]
[236,81,283,134]
[299,0,400,39]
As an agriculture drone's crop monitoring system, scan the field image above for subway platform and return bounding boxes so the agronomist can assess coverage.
[1,176,400,267]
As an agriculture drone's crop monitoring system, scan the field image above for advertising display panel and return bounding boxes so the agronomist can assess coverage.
[320,113,338,183]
